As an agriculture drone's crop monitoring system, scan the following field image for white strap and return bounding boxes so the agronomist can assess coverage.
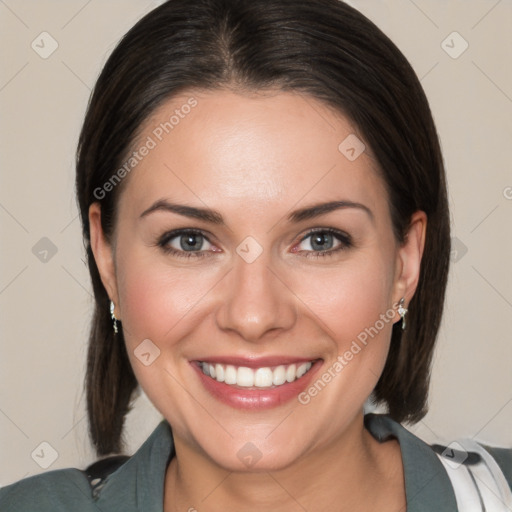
[459,439,512,511]
[436,440,512,512]
[437,453,484,511]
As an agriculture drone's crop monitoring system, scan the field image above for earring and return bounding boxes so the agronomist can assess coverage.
[110,300,118,334]
[398,297,408,331]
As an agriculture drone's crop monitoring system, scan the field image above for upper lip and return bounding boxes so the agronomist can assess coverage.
[193,356,320,368]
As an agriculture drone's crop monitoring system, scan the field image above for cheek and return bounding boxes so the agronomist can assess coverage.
[114,249,218,417]
[286,257,397,425]
[288,253,396,360]
[115,248,215,349]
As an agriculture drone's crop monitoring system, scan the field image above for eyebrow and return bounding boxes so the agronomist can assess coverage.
[139,199,373,224]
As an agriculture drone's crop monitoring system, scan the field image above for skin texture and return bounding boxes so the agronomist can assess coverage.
[89,89,426,511]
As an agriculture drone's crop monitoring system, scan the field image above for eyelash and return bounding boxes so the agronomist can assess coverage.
[156,228,353,259]
[157,229,213,260]
[297,228,353,259]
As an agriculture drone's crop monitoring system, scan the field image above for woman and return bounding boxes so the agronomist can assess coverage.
[1,0,510,510]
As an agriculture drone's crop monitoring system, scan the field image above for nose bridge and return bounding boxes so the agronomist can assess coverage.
[215,248,297,342]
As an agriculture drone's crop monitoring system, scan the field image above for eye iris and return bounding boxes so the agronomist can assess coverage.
[180,233,202,251]
[311,232,333,251]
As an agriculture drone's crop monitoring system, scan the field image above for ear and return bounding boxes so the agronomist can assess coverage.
[392,210,427,311]
[89,202,120,319]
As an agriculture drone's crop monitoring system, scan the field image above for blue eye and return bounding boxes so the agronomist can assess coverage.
[296,229,352,258]
[158,229,214,258]
[156,228,352,260]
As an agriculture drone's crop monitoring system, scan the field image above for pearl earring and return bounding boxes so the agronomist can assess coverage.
[110,300,118,334]
[398,297,408,331]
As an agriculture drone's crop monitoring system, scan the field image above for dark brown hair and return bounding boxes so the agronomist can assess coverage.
[76,0,450,455]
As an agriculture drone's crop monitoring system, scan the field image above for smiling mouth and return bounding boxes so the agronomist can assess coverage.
[198,361,316,389]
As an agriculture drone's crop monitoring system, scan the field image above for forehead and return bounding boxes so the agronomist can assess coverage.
[119,89,389,221]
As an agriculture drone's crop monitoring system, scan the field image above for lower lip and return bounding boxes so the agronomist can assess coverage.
[192,360,323,409]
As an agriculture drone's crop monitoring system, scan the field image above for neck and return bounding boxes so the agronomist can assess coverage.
[164,414,405,512]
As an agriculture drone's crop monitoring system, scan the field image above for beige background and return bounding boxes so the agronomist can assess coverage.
[1,0,511,486]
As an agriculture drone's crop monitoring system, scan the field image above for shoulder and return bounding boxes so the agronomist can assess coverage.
[481,444,512,489]
[430,439,512,492]
[365,413,512,510]
[432,439,512,509]
[365,413,459,510]
[0,468,94,512]
[0,419,174,512]
[0,456,135,512]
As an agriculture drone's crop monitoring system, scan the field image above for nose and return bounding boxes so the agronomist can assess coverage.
[215,253,298,343]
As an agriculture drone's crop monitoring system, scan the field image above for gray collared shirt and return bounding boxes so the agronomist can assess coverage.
[1,414,510,511]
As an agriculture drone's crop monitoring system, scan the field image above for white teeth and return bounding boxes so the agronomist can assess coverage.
[200,360,314,388]
[272,365,286,386]
[296,362,308,378]
[254,367,273,387]
[224,365,237,385]
[285,364,296,382]
[215,363,225,382]
[237,367,254,387]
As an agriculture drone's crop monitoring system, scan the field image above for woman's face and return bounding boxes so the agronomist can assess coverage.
[91,89,425,471]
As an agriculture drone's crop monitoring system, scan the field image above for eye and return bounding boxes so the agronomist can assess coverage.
[294,229,352,258]
[157,229,216,258]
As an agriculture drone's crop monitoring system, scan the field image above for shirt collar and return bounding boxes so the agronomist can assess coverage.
[98,414,457,511]
[365,413,458,511]
[96,419,175,511]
